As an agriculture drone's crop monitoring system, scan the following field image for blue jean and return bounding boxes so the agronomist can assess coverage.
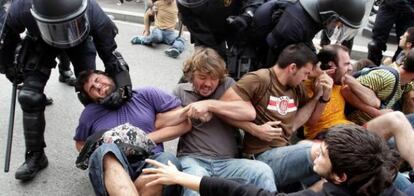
[88,143,182,196]
[394,172,412,192]
[179,156,277,196]
[255,143,316,188]
[142,27,185,53]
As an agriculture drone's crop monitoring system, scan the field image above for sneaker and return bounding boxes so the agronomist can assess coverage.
[15,151,48,181]
[131,36,146,45]
[165,48,180,58]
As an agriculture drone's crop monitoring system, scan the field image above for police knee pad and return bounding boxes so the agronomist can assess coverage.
[18,89,46,111]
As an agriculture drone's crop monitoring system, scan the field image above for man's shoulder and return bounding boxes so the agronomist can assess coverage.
[133,87,168,96]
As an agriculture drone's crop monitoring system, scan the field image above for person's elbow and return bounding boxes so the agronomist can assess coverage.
[75,141,85,153]
[244,103,256,121]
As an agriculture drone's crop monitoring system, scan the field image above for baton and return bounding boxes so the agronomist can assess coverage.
[4,83,18,172]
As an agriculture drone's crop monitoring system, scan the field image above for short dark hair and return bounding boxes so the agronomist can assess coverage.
[406,27,414,44]
[276,43,318,69]
[403,48,414,72]
[318,44,350,70]
[75,69,107,102]
[324,124,399,196]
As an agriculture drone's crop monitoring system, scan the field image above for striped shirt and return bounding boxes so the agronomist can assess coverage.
[348,68,412,124]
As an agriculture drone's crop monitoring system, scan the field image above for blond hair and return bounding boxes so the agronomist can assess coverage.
[183,47,227,82]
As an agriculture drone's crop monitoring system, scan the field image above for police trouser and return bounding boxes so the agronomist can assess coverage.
[17,38,58,152]
[368,0,414,65]
[57,52,71,73]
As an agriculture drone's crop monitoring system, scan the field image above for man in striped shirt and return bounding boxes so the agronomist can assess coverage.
[342,48,414,125]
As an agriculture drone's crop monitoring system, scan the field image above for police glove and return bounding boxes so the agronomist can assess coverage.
[226,8,254,32]
[227,14,251,32]
[5,66,23,84]
[100,80,132,110]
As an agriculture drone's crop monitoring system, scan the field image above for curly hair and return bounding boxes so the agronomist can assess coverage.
[182,47,227,82]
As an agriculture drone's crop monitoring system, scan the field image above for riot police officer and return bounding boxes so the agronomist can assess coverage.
[0,0,132,181]
[254,0,366,67]
[367,0,414,65]
[177,0,366,77]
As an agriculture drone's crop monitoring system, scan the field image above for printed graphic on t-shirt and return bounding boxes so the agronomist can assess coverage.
[267,96,297,115]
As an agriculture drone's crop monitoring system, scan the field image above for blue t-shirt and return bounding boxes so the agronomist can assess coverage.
[74,87,181,153]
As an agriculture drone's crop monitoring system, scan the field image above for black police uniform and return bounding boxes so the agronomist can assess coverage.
[253,0,322,68]
[177,0,242,56]
[368,0,414,65]
[0,0,132,180]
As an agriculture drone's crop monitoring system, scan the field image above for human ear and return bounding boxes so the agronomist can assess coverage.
[331,172,347,184]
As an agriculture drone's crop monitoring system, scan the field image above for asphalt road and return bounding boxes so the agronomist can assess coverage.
[0,21,193,195]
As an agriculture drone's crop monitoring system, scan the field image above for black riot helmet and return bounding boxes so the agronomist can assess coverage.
[31,0,90,49]
[299,0,366,42]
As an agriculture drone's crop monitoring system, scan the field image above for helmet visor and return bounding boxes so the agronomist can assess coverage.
[34,13,90,49]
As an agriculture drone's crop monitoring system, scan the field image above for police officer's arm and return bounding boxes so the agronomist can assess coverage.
[89,1,132,108]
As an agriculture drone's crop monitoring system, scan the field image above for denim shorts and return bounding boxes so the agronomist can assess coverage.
[88,143,182,196]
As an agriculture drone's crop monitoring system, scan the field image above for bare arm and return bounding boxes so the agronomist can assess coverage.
[342,75,381,108]
[341,85,387,117]
[223,118,283,142]
[187,88,256,121]
[306,72,333,126]
[365,111,414,167]
[155,106,190,129]
[148,119,192,144]
[293,97,319,132]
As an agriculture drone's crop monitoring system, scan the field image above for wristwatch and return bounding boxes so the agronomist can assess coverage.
[319,96,330,103]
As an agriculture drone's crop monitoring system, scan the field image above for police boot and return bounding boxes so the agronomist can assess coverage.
[15,111,48,181]
[59,70,76,86]
[15,151,48,181]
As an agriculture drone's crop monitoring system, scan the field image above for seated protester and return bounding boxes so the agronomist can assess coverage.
[187,44,334,189]
[304,45,414,172]
[173,47,277,195]
[387,27,414,114]
[342,48,414,125]
[130,0,185,58]
[143,122,410,196]
[384,27,414,67]
[74,70,191,196]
